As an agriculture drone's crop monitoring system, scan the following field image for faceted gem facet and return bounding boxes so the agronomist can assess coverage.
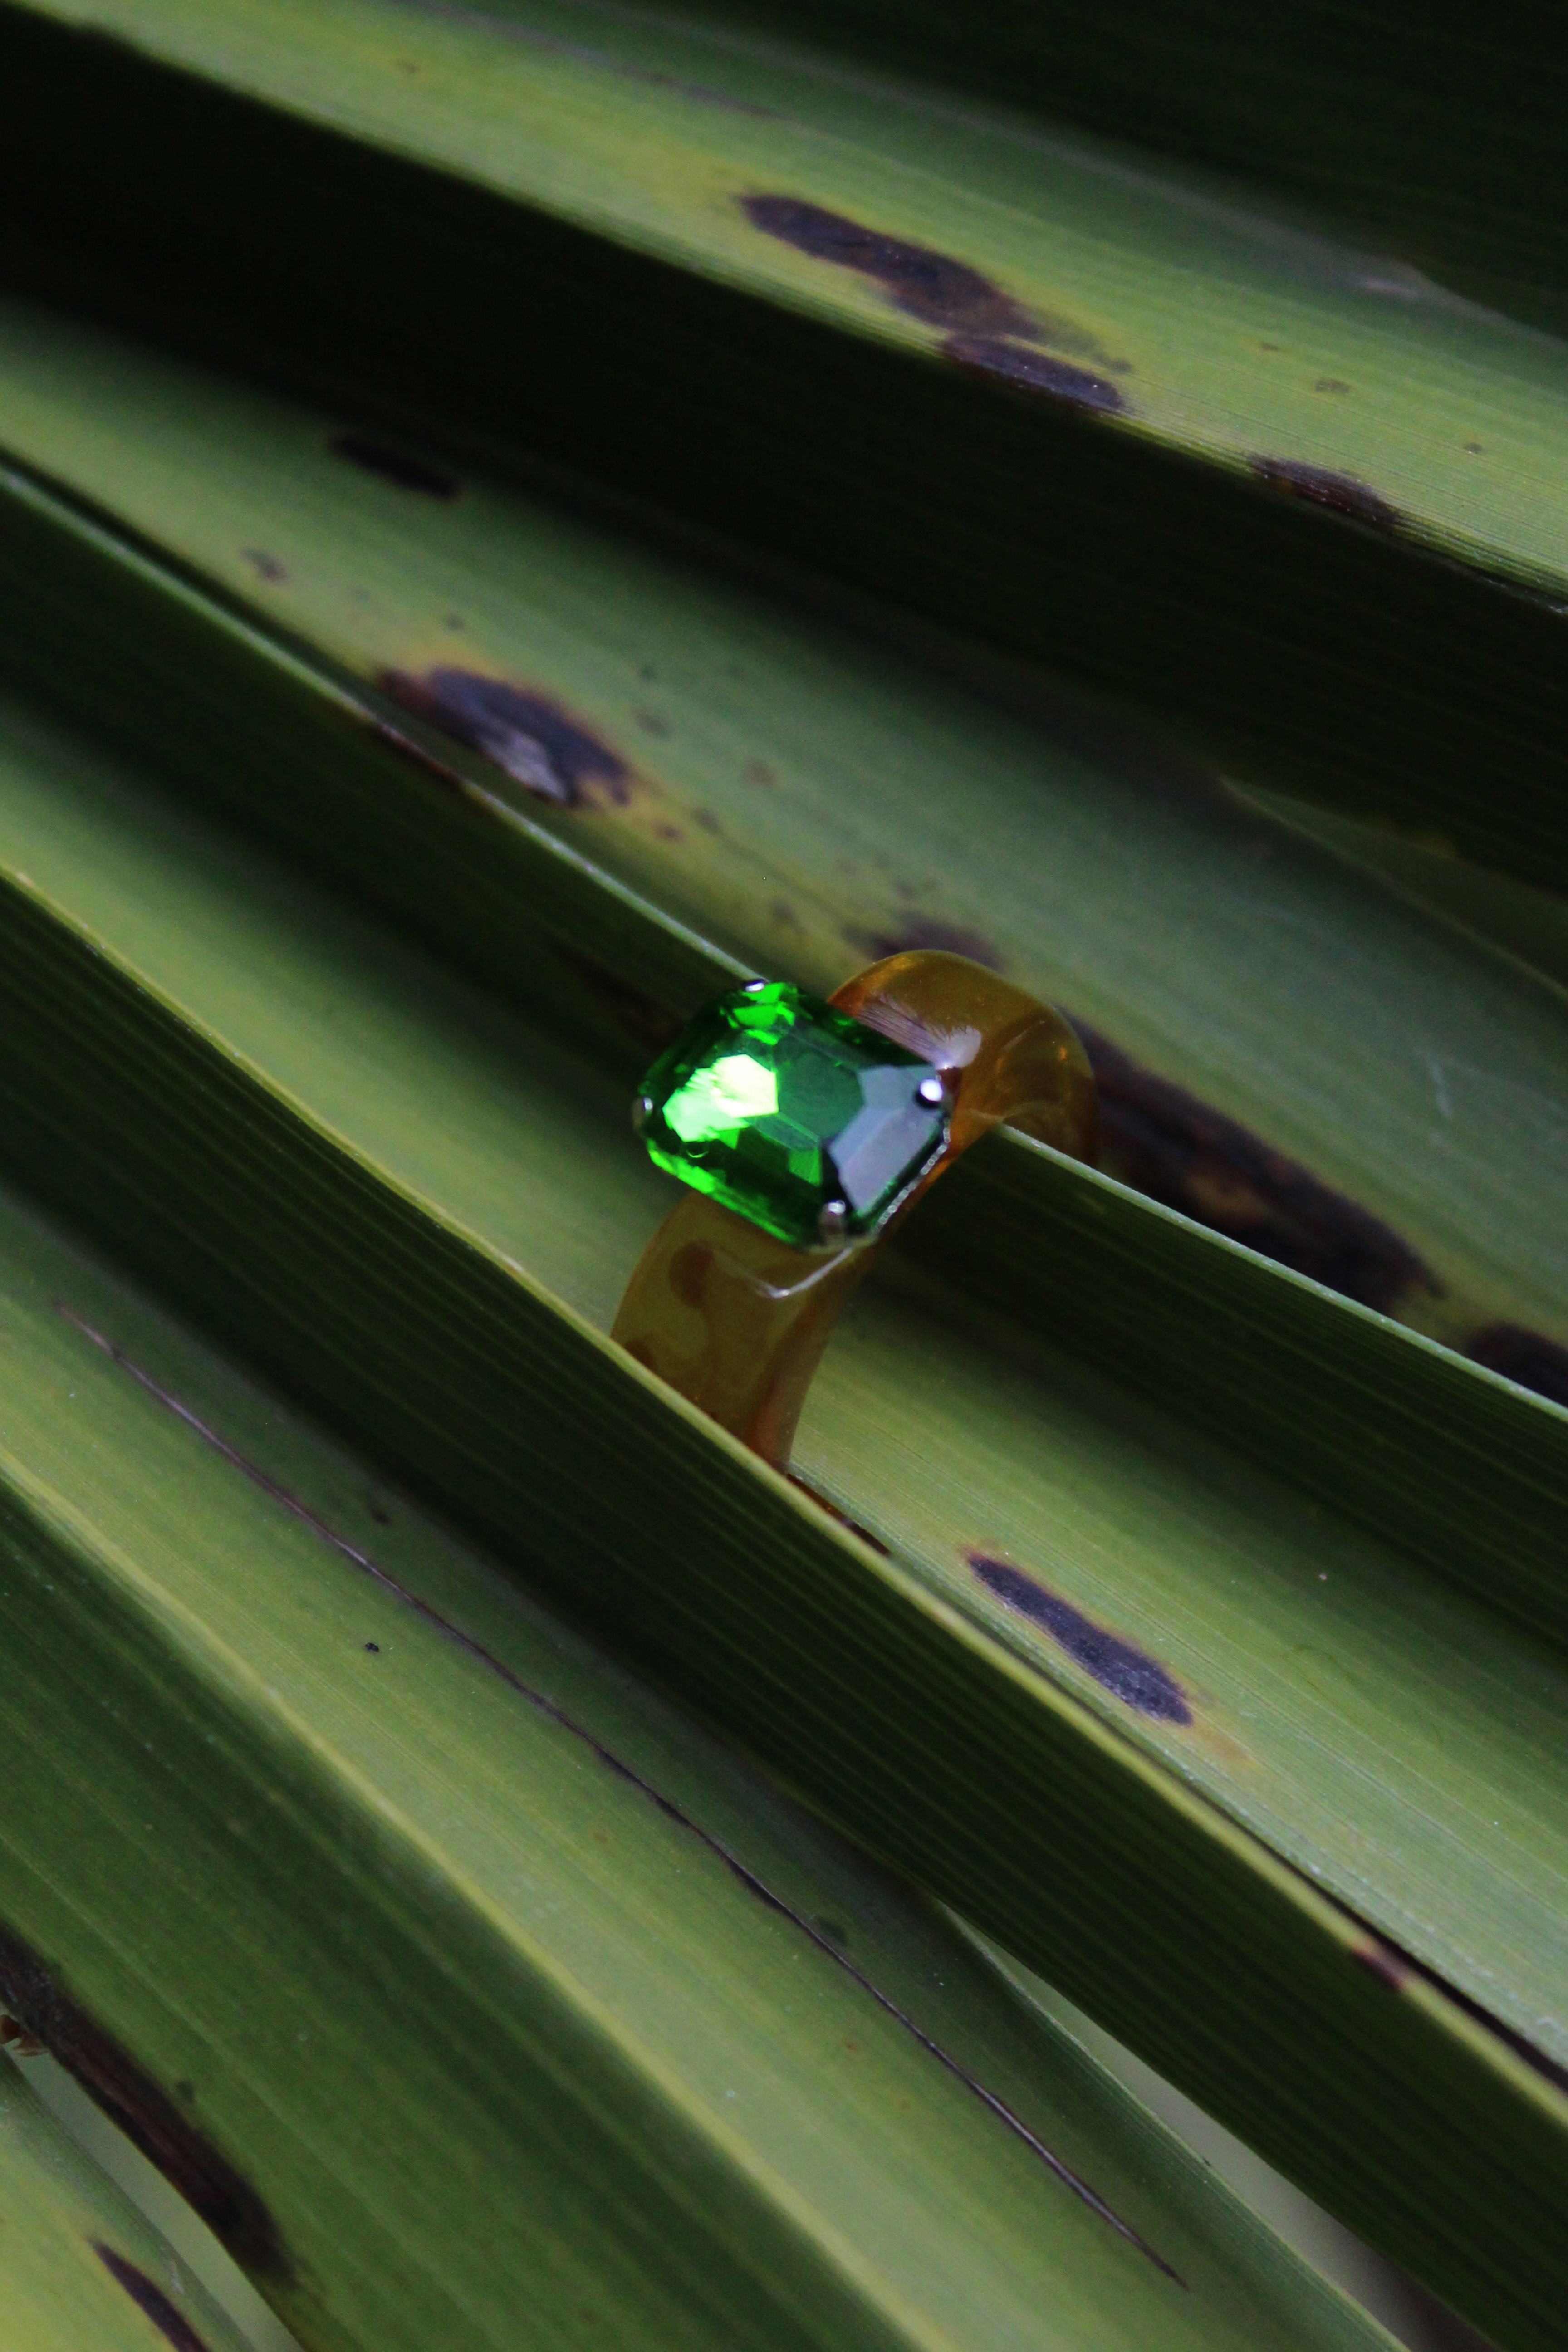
[637,981,948,1245]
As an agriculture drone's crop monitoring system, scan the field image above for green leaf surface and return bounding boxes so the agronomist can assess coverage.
[4,293,1568,1355]
[0,1184,1405,2352]
[651,0,1568,336]
[0,2058,258,2352]
[1249,785,1568,999]
[0,680,1561,2346]
[1,298,1565,1662]
[6,0,1565,578]
[1,0,1566,872]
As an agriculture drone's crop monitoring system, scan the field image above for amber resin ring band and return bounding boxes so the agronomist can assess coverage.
[613,951,1098,1475]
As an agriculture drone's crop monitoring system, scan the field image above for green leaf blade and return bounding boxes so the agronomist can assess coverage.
[2,0,1566,872]
[0,1183,1406,2352]
[0,678,1558,2344]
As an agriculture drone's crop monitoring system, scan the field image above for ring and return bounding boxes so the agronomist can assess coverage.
[614,951,1098,1472]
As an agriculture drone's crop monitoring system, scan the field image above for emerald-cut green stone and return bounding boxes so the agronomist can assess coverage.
[636,981,948,1246]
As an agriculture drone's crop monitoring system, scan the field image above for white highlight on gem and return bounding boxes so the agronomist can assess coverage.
[663,1054,779,1140]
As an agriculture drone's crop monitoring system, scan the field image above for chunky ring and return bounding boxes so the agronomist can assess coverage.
[613,951,1098,1473]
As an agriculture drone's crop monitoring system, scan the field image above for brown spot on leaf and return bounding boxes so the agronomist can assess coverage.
[634,709,671,736]
[239,549,286,582]
[944,337,1128,413]
[740,194,1039,338]
[970,1557,1193,1722]
[1075,1023,1436,1312]
[1313,378,1352,394]
[0,1923,291,2277]
[845,917,1006,970]
[745,760,777,787]
[1248,458,1401,530]
[93,2247,215,2352]
[1464,1323,1568,1408]
[378,668,631,808]
[769,899,801,930]
[737,195,1130,412]
[328,432,460,499]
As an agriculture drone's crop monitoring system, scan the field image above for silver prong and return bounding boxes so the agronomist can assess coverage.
[631,1094,652,1136]
[916,1072,949,1109]
[742,977,768,994]
[817,1199,850,1245]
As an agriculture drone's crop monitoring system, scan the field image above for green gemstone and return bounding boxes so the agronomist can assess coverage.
[637,981,948,1246]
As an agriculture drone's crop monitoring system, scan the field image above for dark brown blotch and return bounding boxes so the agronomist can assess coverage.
[1464,1323,1568,1409]
[970,1557,1192,1723]
[328,432,460,499]
[379,668,631,808]
[845,918,1006,971]
[1075,1022,1436,1313]
[0,1923,290,2278]
[93,2246,215,2352]
[239,549,287,583]
[943,337,1129,414]
[740,194,1039,338]
[1248,458,1401,530]
[737,193,1132,402]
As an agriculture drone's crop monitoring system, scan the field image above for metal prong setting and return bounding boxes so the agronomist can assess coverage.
[742,977,768,995]
[816,1199,851,1245]
[916,1072,950,1109]
[631,1094,653,1136]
